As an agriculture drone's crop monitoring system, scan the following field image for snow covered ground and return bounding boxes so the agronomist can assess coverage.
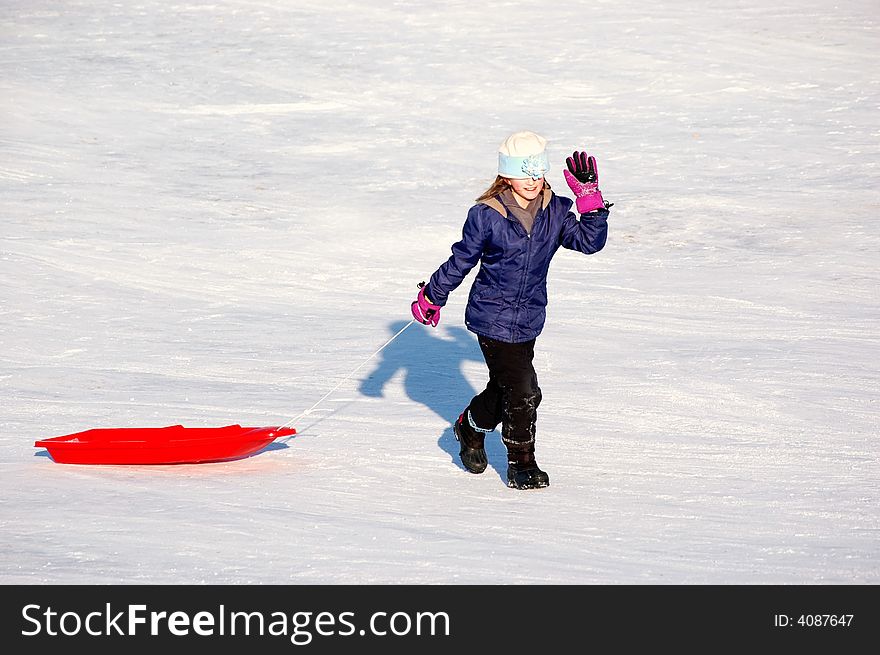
[1,0,877,584]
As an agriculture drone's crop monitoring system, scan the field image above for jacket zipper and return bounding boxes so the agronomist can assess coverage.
[511,213,537,342]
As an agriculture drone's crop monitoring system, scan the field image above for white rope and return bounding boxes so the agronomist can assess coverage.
[275,319,416,432]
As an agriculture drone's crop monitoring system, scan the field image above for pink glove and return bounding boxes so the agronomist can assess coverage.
[411,283,441,327]
[563,151,606,214]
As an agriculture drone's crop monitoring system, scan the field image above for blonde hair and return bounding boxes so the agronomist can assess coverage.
[476,175,510,202]
[476,176,550,202]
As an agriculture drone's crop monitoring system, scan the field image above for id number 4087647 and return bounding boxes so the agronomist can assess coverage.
[774,614,854,627]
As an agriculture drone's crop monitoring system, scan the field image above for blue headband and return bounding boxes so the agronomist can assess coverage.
[498,151,550,180]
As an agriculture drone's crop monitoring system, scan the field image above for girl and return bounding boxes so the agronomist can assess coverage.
[411,131,610,490]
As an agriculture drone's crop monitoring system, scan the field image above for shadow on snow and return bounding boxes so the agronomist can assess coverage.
[359,320,506,479]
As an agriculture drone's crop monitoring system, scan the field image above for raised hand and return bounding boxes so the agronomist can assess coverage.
[563,151,607,213]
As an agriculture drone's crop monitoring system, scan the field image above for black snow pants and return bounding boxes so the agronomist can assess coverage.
[466,335,542,457]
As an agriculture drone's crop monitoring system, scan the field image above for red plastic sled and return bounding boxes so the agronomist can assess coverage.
[34,424,296,465]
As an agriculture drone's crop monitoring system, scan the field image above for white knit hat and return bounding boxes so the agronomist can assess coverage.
[498,131,550,180]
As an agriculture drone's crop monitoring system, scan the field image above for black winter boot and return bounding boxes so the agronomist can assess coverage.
[454,412,488,474]
[506,443,549,490]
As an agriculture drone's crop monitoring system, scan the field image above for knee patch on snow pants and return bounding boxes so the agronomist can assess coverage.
[469,335,542,445]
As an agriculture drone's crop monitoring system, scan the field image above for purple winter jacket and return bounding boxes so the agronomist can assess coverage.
[426,187,608,343]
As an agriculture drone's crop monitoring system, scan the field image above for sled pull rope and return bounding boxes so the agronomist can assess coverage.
[276,319,415,432]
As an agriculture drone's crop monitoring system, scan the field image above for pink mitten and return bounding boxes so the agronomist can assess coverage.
[563,151,606,213]
[411,283,441,327]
